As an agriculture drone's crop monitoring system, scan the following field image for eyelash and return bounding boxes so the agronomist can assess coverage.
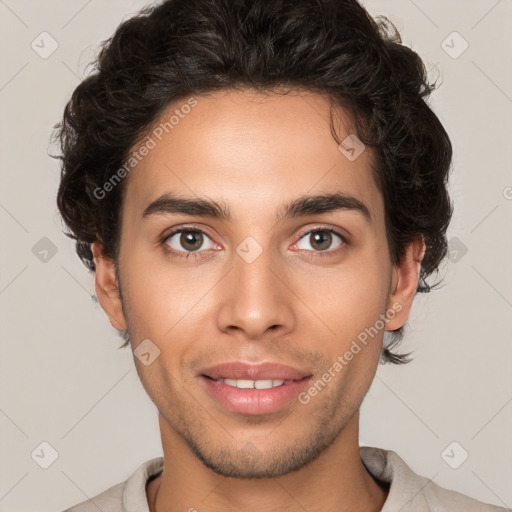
[161,225,349,261]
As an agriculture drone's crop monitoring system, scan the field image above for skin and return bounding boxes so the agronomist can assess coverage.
[91,88,424,512]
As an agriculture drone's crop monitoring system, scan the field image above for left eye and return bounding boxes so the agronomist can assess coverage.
[295,229,344,252]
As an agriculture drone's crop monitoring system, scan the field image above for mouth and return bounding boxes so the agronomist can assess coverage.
[198,362,313,415]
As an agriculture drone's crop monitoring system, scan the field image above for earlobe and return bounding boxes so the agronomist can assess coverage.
[385,237,426,331]
[91,241,127,331]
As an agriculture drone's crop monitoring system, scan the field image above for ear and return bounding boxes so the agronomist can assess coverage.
[385,237,426,331]
[91,241,127,331]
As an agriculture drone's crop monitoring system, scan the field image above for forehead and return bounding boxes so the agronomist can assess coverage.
[121,89,383,228]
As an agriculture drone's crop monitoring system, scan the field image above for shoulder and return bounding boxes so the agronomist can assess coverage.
[60,457,164,512]
[62,482,124,512]
[421,480,509,512]
[360,446,508,512]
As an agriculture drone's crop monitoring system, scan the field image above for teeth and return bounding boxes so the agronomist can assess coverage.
[220,379,286,389]
[257,379,284,389]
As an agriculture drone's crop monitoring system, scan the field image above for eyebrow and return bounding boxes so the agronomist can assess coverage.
[142,191,372,225]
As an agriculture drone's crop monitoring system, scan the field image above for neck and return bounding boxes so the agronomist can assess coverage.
[147,411,388,512]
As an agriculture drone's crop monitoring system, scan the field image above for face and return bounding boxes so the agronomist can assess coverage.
[94,89,415,479]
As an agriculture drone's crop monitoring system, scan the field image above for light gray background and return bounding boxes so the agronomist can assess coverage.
[0,1,511,511]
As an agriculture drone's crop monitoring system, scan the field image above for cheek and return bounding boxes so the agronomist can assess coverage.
[293,255,389,338]
[121,250,211,332]
[121,253,215,367]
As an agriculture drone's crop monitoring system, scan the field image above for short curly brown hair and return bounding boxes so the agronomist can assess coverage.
[54,0,453,364]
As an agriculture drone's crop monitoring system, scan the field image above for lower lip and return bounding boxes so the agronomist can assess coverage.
[200,375,312,415]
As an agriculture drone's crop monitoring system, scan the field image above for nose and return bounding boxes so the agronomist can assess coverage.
[216,241,297,341]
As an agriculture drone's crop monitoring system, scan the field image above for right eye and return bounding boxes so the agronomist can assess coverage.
[163,228,217,254]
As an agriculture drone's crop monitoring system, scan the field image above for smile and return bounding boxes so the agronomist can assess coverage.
[211,378,296,389]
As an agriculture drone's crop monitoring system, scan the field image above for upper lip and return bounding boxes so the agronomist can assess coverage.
[200,362,312,381]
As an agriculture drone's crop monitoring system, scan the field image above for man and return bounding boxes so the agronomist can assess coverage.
[55,0,506,510]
